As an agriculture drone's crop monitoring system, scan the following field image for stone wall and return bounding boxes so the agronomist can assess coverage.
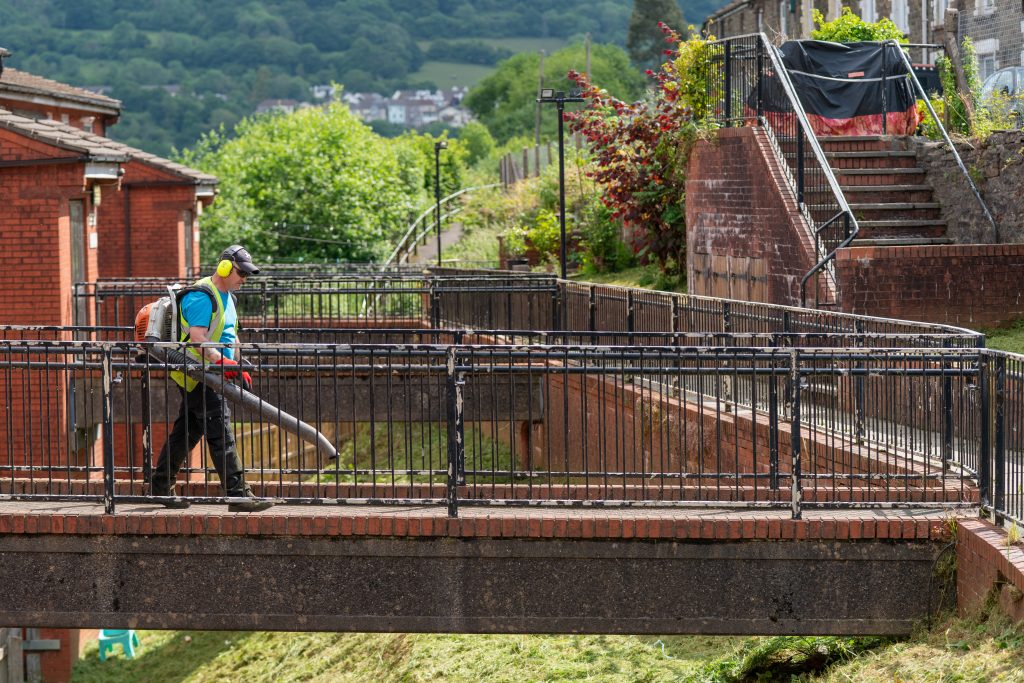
[907,131,1024,244]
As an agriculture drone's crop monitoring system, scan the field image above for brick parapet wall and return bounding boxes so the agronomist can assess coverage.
[686,127,818,306]
[958,518,1024,621]
[836,244,1024,327]
[0,503,954,541]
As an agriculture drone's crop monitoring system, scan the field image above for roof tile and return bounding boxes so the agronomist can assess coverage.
[0,67,121,112]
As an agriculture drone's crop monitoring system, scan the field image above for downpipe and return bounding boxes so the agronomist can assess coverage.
[145,343,339,462]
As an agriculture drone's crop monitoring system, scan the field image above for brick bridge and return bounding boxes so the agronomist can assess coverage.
[1,272,1007,641]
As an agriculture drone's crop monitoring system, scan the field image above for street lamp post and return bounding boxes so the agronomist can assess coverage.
[434,140,448,268]
[536,88,583,280]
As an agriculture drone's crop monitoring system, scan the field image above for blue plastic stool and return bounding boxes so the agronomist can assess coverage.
[98,629,140,661]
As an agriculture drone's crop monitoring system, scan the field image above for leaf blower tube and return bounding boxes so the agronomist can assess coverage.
[146,342,339,462]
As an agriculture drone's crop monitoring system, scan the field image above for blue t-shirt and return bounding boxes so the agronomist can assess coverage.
[181,289,237,360]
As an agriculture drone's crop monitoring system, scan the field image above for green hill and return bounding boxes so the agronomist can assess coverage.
[0,1,728,155]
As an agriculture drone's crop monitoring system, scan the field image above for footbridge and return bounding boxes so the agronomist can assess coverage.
[0,269,1019,635]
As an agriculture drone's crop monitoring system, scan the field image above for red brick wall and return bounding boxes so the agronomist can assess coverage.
[686,127,819,307]
[836,245,1024,328]
[0,131,103,467]
[97,161,198,279]
[958,518,1024,621]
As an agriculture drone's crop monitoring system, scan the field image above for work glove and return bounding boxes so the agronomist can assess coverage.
[215,357,252,391]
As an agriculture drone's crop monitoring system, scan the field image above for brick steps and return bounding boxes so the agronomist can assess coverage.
[815,136,947,248]
[855,219,948,239]
[851,202,943,222]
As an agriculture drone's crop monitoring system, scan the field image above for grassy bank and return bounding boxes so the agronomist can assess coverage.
[72,609,1024,681]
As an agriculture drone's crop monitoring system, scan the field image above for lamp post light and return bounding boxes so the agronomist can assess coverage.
[434,139,448,268]
[536,88,583,280]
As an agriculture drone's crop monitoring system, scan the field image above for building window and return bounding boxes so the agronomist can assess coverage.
[892,0,909,33]
[978,54,997,80]
[933,0,948,24]
[861,0,877,23]
[779,0,788,35]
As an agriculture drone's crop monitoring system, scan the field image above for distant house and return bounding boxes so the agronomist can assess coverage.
[704,0,947,63]
[343,91,389,121]
[255,98,308,115]
[311,84,339,100]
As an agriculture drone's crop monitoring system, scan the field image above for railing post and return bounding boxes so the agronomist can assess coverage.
[789,350,802,519]
[141,361,152,487]
[755,38,764,118]
[769,346,780,491]
[854,320,866,444]
[994,354,1006,521]
[722,301,731,334]
[880,44,888,135]
[626,289,635,344]
[671,295,681,335]
[588,285,597,333]
[796,122,805,206]
[724,41,732,123]
[445,347,465,517]
[979,353,991,511]
[430,286,441,329]
[260,280,268,327]
[942,341,954,465]
[101,348,116,515]
[552,282,562,332]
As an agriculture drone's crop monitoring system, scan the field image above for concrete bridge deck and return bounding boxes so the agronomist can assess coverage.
[0,501,960,637]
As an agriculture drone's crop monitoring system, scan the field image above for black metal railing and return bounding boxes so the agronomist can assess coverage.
[0,334,990,518]
[703,34,857,308]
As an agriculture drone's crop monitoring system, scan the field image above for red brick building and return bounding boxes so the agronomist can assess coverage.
[0,54,216,682]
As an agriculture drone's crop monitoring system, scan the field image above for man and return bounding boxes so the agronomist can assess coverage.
[150,244,273,513]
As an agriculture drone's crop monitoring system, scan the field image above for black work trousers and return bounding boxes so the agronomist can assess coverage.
[150,384,246,496]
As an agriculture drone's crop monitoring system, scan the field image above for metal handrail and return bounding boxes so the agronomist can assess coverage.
[712,34,858,309]
[384,183,500,267]
[889,39,1000,241]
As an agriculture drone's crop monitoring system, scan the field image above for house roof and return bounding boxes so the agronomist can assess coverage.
[0,67,121,115]
[0,108,216,185]
[704,0,750,24]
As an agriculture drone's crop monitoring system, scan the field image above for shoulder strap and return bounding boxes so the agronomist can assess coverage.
[177,282,220,342]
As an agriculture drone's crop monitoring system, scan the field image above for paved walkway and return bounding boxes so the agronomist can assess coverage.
[407,222,464,265]
[0,500,965,541]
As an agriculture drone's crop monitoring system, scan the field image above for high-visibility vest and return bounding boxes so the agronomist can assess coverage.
[170,277,227,391]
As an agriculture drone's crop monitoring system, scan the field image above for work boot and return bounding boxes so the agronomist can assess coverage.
[227,489,274,513]
[152,485,190,509]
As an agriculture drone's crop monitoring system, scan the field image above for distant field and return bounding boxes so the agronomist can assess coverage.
[479,36,568,53]
[410,61,496,88]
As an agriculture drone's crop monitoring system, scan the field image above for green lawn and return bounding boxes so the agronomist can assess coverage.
[409,61,496,89]
[480,37,568,53]
[983,319,1024,354]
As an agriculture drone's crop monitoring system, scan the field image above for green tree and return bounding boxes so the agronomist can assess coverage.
[464,43,645,144]
[626,0,686,71]
[458,121,496,166]
[179,102,428,262]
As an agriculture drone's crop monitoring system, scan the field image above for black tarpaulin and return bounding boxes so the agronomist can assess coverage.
[753,40,920,136]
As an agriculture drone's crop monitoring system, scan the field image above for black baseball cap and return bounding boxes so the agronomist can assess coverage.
[221,244,260,275]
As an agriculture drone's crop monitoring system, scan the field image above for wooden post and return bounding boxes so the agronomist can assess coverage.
[1,628,24,683]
